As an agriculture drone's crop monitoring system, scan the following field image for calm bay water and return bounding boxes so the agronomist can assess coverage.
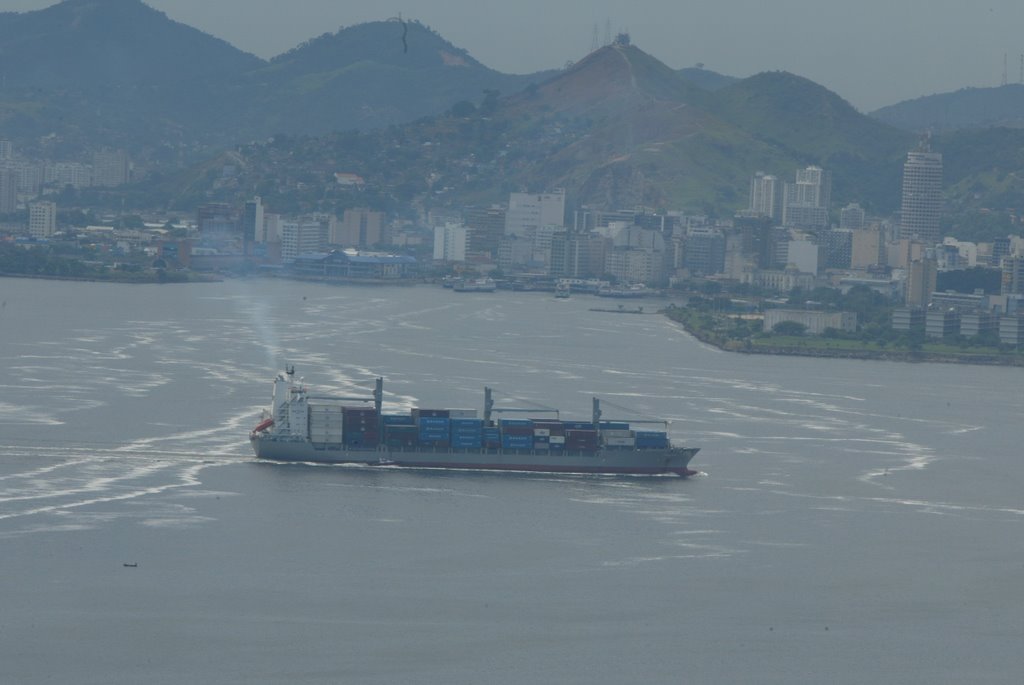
[1,276,1022,684]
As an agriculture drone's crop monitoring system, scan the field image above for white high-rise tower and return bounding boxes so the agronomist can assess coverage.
[900,144,943,246]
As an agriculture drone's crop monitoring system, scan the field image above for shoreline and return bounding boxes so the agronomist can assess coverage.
[664,309,1024,367]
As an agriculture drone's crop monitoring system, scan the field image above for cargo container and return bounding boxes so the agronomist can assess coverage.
[382,414,415,426]
[604,436,636,447]
[413,409,449,420]
[533,421,566,436]
[501,425,534,437]
[448,409,479,419]
[635,431,669,448]
[500,418,533,427]
[599,421,630,431]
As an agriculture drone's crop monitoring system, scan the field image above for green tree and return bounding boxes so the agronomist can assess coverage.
[772,321,807,336]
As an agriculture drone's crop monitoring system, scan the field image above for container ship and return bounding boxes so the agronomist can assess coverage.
[250,369,699,476]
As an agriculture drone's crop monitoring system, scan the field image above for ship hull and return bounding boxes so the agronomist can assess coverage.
[251,436,699,477]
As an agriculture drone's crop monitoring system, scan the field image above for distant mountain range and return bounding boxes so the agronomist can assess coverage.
[871,84,1024,132]
[2,0,1023,219]
[0,0,553,154]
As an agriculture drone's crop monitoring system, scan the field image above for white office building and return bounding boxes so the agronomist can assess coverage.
[433,222,468,262]
[28,200,57,238]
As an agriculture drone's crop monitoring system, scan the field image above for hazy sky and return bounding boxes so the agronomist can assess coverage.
[9,0,1024,111]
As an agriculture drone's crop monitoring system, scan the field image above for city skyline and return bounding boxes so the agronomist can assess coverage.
[7,0,1024,111]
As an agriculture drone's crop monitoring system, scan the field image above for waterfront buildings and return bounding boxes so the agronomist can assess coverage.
[335,208,384,249]
[505,190,565,239]
[764,309,857,335]
[242,197,264,245]
[463,205,506,258]
[280,220,326,262]
[433,223,468,263]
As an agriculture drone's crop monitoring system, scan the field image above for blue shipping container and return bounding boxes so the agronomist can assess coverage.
[382,414,415,426]
[500,418,533,427]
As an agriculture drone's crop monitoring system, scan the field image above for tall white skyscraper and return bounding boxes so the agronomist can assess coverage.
[749,172,783,222]
[900,146,943,246]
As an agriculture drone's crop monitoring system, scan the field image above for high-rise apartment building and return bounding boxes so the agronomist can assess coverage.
[28,200,57,238]
[782,166,831,228]
[749,172,783,222]
[0,139,12,160]
[0,169,16,213]
[280,221,326,261]
[1002,255,1024,296]
[463,205,506,257]
[839,203,866,230]
[242,197,265,244]
[433,223,468,262]
[334,208,383,248]
[900,145,943,246]
[906,258,937,307]
[92,149,130,187]
[197,203,237,237]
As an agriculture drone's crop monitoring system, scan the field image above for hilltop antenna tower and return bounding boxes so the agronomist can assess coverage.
[604,19,612,47]
[1002,53,1008,86]
[591,23,600,52]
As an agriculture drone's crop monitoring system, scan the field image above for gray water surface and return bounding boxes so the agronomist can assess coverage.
[1,277,1022,684]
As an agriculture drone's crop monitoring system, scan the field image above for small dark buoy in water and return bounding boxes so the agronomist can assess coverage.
[123,562,138,568]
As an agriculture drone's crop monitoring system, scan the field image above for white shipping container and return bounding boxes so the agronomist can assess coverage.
[310,436,344,444]
[309,416,346,425]
[533,428,550,437]
[309,405,344,413]
[605,436,636,447]
[549,436,566,445]
[601,429,633,438]
[310,428,344,437]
